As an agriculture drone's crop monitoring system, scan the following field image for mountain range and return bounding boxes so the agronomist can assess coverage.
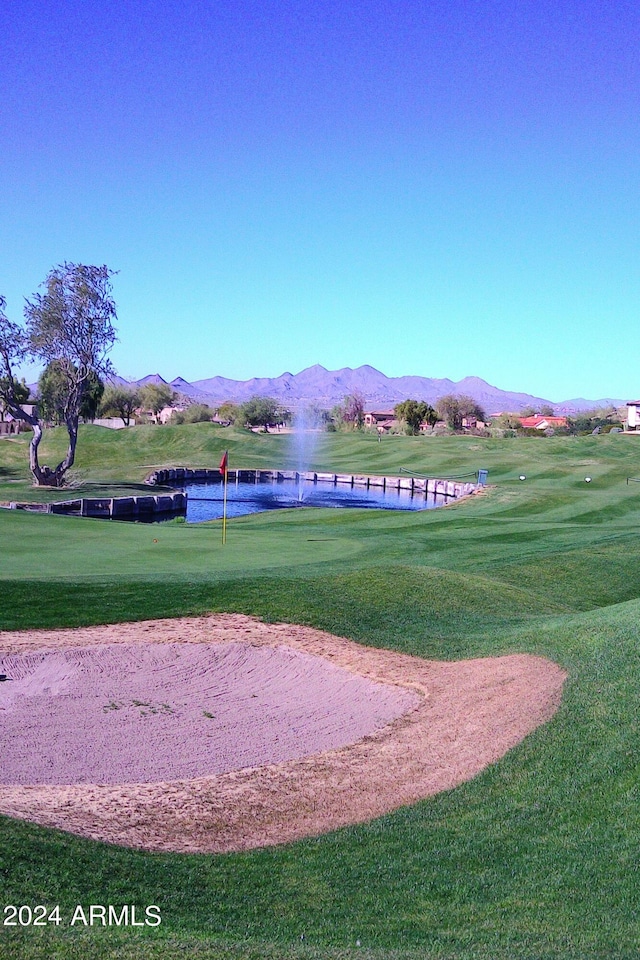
[113,365,624,415]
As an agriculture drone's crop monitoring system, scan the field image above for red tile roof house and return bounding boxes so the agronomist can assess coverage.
[519,415,568,430]
[364,410,397,433]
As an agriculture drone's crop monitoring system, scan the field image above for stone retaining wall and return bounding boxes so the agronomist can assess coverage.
[5,491,187,520]
[147,467,479,500]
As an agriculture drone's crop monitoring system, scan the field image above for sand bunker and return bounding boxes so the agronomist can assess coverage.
[0,642,419,784]
[0,614,566,853]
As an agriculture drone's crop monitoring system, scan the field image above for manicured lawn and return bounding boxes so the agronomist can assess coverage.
[1,427,640,958]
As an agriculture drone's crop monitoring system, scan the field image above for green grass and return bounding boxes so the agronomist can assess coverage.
[2,426,640,958]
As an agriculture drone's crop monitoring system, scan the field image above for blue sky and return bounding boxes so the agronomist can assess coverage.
[2,0,638,401]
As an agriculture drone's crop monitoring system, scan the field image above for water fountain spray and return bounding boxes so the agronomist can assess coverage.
[291,405,323,501]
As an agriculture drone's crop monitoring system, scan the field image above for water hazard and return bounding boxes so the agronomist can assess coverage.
[185,476,452,522]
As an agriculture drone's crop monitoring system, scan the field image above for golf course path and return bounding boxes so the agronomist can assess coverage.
[0,614,566,852]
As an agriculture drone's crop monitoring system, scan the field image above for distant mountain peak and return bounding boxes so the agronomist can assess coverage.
[458,375,492,387]
[299,363,329,374]
[355,363,383,374]
[116,366,622,414]
[137,373,168,386]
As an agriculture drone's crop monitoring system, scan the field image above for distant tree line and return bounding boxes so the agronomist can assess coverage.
[210,396,291,431]
[390,394,486,434]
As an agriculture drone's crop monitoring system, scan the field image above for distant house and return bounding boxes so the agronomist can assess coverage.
[139,405,185,424]
[0,417,19,436]
[0,401,37,435]
[91,417,136,430]
[625,401,640,431]
[364,409,396,432]
[158,406,183,425]
[519,415,568,431]
[461,416,488,430]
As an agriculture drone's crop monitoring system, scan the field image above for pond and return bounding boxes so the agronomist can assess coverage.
[184,476,454,522]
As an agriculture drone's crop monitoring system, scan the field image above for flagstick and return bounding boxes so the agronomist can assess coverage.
[222,467,228,545]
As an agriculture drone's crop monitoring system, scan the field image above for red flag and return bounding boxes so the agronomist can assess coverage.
[219,450,228,475]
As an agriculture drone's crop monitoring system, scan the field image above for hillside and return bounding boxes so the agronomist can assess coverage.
[113,364,623,413]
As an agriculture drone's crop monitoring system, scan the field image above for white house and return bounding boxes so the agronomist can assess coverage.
[626,401,640,431]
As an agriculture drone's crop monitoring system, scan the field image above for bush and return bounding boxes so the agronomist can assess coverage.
[173,404,213,424]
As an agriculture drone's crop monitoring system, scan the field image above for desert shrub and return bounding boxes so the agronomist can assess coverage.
[173,404,214,424]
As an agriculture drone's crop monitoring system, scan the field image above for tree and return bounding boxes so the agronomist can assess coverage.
[216,401,241,424]
[172,403,214,424]
[394,399,437,435]
[343,393,365,429]
[494,413,521,430]
[436,394,486,431]
[0,297,36,433]
[330,392,365,431]
[0,264,118,486]
[0,347,30,410]
[98,384,141,426]
[240,395,290,431]
[38,361,104,424]
[139,383,176,422]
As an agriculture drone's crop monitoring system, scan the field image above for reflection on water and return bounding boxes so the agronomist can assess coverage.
[185,478,451,522]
